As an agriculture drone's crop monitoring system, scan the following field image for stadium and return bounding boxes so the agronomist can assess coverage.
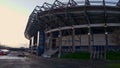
[24,0,120,59]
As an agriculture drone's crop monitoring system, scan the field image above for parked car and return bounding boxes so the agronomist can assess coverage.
[0,49,10,55]
[0,50,4,56]
[2,49,9,55]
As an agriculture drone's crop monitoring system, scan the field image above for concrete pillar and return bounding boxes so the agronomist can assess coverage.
[72,27,75,52]
[31,37,34,46]
[36,31,40,55]
[37,31,40,47]
[58,29,62,58]
[37,31,45,55]
[31,37,34,54]
[29,39,32,53]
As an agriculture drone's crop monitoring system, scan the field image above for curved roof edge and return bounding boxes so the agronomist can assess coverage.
[24,0,120,39]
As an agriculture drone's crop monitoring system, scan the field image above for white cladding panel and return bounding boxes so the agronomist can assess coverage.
[75,35,81,46]
[108,34,117,45]
[56,38,59,46]
[94,34,106,45]
[49,34,118,47]
[81,35,89,45]
[62,36,72,46]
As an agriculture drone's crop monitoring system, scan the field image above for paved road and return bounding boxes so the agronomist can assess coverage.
[0,51,107,68]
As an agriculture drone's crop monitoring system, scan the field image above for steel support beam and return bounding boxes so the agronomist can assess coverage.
[45,23,120,33]
[103,0,108,60]
[84,0,93,59]
[85,0,90,6]
[116,0,120,7]
[41,2,52,11]
[68,0,77,7]
[49,33,53,49]
[58,29,62,58]
[52,0,65,9]
[72,27,75,52]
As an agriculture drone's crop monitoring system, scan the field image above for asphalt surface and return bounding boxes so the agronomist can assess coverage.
[0,51,108,68]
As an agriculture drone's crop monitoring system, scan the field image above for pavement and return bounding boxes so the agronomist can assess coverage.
[28,55,106,68]
[0,51,119,68]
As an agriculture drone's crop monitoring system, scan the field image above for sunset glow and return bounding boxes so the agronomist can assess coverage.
[0,0,38,47]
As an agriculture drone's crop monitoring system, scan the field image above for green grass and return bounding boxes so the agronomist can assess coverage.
[106,52,120,60]
[106,64,120,68]
[60,51,120,60]
[61,52,90,60]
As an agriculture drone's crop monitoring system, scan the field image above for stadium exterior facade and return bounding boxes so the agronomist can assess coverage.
[25,0,120,59]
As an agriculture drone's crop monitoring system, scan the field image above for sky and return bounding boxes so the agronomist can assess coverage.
[0,0,118,48]
[0,0,37,48]
[0,0,57,48]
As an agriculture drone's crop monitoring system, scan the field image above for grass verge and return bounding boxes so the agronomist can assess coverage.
[60,51,120,60]
[61,52,90,60]
[106,51,120,60]
[106,64,120,68]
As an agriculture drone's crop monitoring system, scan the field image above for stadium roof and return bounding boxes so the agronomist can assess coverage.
[25,0,120,39]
